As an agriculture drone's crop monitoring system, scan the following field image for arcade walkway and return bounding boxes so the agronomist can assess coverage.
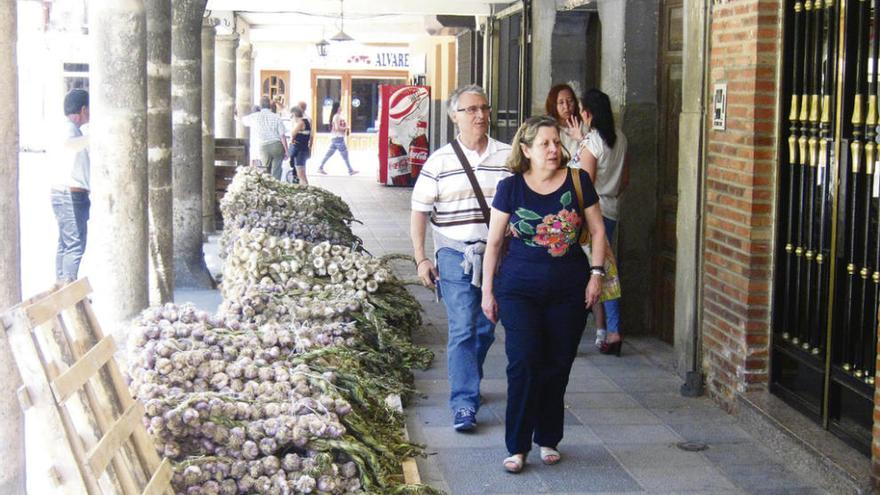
[315,174,829,495]
[15,152,830,493]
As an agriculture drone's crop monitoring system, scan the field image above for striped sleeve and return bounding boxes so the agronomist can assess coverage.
[411,154,440,212]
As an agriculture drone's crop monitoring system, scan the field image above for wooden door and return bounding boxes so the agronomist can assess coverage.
[260,70,289,109]
[652,0,683,343]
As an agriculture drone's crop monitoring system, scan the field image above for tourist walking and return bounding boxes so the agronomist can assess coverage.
[546,83,589,162]
[288,104,312,185]
[572,88,629,354]
[411,84,512,432]
[241,96,288,180]
[318,102,357,175]
[481,116,606,473]
[50,89,91,283]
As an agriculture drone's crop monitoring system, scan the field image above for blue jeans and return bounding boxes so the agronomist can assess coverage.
[496,258,588,454]
[51,189,90,282]
[319,137,353,173]
[437,248,496,412]
[603,217,621,334]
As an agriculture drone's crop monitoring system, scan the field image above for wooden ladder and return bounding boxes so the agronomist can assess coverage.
[1,278,172,495]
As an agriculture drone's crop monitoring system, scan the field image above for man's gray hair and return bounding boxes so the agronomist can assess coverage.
[447,84,488,119]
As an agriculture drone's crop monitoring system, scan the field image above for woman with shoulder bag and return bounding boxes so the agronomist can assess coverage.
[481,116,606,474]
[570,88,628,355]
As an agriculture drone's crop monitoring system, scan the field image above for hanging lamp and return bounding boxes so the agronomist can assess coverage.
[330,0,354,42]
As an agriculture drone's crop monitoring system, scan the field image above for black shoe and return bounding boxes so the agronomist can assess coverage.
[600,339,623,357]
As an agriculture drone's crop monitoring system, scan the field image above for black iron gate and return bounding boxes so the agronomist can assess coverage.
[773,0,878,454]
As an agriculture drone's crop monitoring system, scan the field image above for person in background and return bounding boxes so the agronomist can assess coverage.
[318,102,357,175]
[481,115,606,473]
[241,96,288,180]
[572,88,629,355]
[298,101,315,163]
[287,106,311,185]
[50,89,91,283]
[411,84,512,433]
[545,83,588,164]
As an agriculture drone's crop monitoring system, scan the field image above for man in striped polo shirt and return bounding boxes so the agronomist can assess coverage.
[411,85,512,432]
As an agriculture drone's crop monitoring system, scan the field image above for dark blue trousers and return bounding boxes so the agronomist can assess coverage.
[495,258,589,455]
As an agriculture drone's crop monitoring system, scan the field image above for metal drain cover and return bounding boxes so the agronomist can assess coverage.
[676,441,709,452]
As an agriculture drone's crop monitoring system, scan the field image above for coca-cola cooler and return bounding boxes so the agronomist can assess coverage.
[378,85,431,186]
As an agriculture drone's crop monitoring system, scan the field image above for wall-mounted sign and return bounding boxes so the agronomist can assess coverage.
[374,52,410,68]
[312,45,410,70]
[712,83,727,131]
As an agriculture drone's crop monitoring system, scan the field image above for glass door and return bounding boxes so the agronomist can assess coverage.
[315,77,342,133]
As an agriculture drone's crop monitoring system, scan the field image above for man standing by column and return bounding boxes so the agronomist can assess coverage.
[50,89,90,283]
[411,85,511,432]
[241,95,287,180]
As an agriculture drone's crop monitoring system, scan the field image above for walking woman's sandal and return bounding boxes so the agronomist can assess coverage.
[503,453,525,473]
[540,446,561,465]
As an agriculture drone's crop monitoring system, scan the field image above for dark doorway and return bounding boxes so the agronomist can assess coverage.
[653,0,683,344]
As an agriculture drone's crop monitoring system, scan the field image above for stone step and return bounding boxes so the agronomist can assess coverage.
[736,391,873,495]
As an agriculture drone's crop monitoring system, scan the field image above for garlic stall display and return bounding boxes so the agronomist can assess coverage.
[219,167,362,259]
[127,169,438,494]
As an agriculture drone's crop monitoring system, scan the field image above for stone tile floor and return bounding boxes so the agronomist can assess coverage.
[310,175,829,495]
[173,172,829,495]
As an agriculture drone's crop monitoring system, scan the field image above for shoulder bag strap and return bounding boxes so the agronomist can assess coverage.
[451,139,491,227]
[570,168,591,246]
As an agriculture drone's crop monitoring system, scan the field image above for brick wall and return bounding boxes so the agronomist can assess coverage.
[702,0,781,408]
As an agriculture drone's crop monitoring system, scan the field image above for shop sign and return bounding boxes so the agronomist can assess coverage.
[316,45,410,69]
[374,52,410,68]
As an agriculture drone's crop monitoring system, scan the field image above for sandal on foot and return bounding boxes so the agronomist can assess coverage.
[540,447,561,465]
[503,454,525,473]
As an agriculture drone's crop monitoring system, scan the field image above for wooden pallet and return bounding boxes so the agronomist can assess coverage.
[1,279,172,495]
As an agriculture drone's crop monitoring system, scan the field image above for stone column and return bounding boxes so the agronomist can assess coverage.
[88,0,149,328]
[171,0,212,288]
[0,3,24,494]
[674,0,709,382]
[235,42,253,139]
[201,18,216,235]
[215,33,238,139]
[530,0,555,115]
[146,0,173,304]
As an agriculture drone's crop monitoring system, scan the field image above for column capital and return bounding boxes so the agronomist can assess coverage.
[202,16,219,29]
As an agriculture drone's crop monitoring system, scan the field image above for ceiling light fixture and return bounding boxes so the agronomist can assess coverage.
[316,38,330,57]
[316,26,330,57]
[330,0,354,42]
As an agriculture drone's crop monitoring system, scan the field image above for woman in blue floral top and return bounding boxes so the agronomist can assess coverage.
[481,116,607,473]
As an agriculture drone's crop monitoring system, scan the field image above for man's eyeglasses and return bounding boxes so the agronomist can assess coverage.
[456,104,491,115]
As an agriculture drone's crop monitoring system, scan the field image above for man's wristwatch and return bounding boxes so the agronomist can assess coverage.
[590,265,606,277]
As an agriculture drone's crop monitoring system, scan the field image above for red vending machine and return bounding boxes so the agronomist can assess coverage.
[378,85,431,186]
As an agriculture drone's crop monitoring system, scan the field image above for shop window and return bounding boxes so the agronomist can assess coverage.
[350,77,406,133]
[63,62,89,94]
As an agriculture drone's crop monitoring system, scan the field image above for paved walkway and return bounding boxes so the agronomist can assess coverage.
[313,174,829,495]
[17,148,829,493]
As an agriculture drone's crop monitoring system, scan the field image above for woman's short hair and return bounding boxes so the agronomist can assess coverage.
[507,115,571,174]
[447,84,488,119]
[545,84,580,123]
[290,106,304,118]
